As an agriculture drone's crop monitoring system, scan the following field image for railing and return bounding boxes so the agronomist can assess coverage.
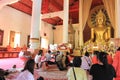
[0,51,19,58]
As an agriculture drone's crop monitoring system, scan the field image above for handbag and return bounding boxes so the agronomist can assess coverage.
[72,67,77,80]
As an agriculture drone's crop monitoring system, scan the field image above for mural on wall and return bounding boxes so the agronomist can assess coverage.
[0,29,4,45]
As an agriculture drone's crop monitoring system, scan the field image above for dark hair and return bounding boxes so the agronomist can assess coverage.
[66,51,69,55]
[73,56,82,67]
[12,65,16,68]
[48,50,51,54]
[97,52,108,68]
[38,50,43,55]
[37,76,44,80]
[57,51,60,53]
[85,51,89,57]
[22,59,35,74]
[94,51,99,55]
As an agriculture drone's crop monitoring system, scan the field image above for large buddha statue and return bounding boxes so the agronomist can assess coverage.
[90,10,111,45]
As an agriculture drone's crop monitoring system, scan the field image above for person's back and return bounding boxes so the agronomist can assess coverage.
[67,56,87,80]
[16,70,34,80]
[90,64,115,80]
[45,50,52,61]
[55,52,63,62]
[67,67,87,80]
[90,52,116,80]
[55,51,64,70]
[16,59,35,80]
[81,52,92,71]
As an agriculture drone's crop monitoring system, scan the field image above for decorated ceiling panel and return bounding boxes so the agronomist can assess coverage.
[8,0,103,25]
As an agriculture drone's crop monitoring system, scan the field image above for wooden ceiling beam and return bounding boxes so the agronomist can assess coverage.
[49,0,63,11]
[42,0,49,13]
[8,2,32,15]
[19,1,32,9]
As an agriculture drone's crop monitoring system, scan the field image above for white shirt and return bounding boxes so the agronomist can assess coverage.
[16,70,34,80]
[19,51,24,57]
[34,54,41,63]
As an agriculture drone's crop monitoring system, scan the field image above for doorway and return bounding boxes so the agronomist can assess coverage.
[9,31,20,48]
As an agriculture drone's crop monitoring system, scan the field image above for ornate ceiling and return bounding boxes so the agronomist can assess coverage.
[8,0,103,25]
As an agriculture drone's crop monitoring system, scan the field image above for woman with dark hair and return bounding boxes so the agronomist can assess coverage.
[16,59,35,80]
[67,56,87,80]
[90,51,116,80]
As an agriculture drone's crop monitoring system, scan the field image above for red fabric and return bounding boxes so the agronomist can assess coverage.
[115,77,120,80]
[92,55,113,65]
[112,51,120,78]
[92,56,98,64]
[107,55,113,65]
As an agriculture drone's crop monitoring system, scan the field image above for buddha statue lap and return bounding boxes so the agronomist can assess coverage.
[90,10,111,45]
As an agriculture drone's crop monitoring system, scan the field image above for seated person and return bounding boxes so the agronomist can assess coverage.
[16,59,35,80]
[22,44,27,51]
[7,44,12,51]
[7,65,18,73]
[90,10,111,45]
[55,51,66,71]
[19,51,32,65]
[34,50,42,69]
[0,68,9,80]
[15,44,21,51]
[45,50,55,65]
[67,56,87,80]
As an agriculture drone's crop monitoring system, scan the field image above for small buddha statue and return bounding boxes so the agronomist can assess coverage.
[90,10,111,45]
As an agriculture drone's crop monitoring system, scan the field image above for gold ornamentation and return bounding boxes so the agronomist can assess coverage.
[87,5,111,28]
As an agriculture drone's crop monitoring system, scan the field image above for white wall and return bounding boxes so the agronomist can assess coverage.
[40,21,53,44]
[54,25,63,44]
[0,6,53,47]
[54,24,79,44]
[0,6,31,47]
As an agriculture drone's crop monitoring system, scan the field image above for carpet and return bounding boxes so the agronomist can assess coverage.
[0,58,24,70]
[36,64,68,80]
[0,58,68,80]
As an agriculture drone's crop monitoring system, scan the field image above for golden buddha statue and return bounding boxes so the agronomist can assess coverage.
[90,10,111,45]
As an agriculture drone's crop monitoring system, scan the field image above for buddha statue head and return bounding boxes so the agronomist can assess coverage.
[95,10,106,25]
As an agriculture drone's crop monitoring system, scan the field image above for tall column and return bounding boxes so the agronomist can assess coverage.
[63,0,69,43]
[30,0,42,49]
[115,0,120,38]
[75,29,79,49]
[79,0,83,47]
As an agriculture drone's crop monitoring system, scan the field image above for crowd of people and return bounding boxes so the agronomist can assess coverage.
[66,47,120,80]
[1,47,120,80]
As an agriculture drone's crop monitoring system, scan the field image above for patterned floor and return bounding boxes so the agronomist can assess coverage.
[36,64,68,80]
[0,58,68,80]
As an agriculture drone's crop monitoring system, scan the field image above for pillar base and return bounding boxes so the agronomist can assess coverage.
[71,49,81,56]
